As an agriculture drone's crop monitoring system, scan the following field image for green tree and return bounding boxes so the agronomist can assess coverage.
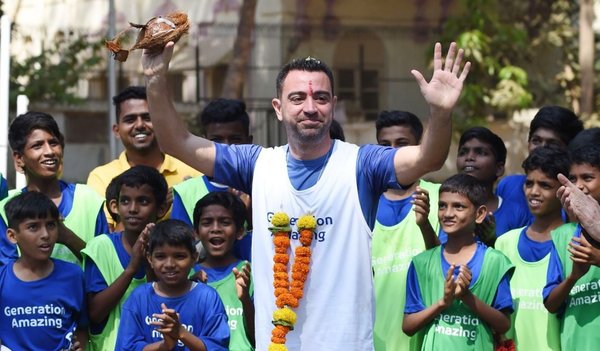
[9,31,103,109]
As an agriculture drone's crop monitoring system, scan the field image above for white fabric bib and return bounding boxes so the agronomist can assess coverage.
[251,141,375,351]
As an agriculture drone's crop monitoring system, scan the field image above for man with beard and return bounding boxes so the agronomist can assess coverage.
[87,86,200,228]
[142,41,470,351]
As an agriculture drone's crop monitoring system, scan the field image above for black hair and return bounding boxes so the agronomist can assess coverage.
[197,98,251,135]
[105,176,120,223]
[570,143,600,170]
[329,119,346,141]
[522,146,571,180]
[459,127,507,164]
[148,219,196,255]
[112,86,147,121]
[276,57,335,97]
[528,106,583,145]
[440,174,487,207]
[113,165,168,207]
[375,110,424,143]
[4,192,60,230]
[8,111,65,154]
[568,127,600,151]
[192,191,246,232]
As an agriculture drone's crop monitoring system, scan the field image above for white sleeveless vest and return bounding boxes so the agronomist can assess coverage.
[252,141,375,351]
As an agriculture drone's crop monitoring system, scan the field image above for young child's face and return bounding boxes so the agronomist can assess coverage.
[7,215,58,261]
[148,244,197,286]
[196,204,243,260]
[456,138,503,183]
[438,191,486,236]
[376,125,418,148]
[14,129,63,179]
[570,163,600,202]
[524,169,562,217]
[204,121,251,145]
[113,184,164,233]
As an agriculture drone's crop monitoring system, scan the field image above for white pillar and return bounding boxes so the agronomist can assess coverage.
[15,95,29,189]
[0,15,11,177]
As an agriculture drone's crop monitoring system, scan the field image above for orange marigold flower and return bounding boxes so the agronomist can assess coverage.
[273,235,290,248]
[293,256,310,265]
[271,336,286,344]
[273,254,289,265]
[290,280,303,288]
[272,325,290,338]
[295,246,311,257]
[274,279,289,289]
[291,270,308,282]
[299,229,313,246]
[274,272,288,281]
[273,263,287,272]
[291,262,310,274]
[290,287,304,299]
[276,293,298,308]
[274,287,288,297]
[275,246,288,254]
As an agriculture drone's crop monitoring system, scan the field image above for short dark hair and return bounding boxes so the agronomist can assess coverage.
[568,127,600,151]
[105,176,120,223]
[528,106,583,145]
[193,191,246,232]
[522,146,571,180]
[459,127,507,165]
[570,143,600,170]
[276,57,335,98]
[148,219,196,255]
[5,192,60,230]
[198,98,250,135]
[375,110,424,143]
[113,165,168,207]
[440,174,487,207]
[9,111,65,154]
[112,86,147,121]
[329,119,345,141]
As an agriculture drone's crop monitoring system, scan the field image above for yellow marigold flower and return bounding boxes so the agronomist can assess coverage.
[273,307,297,326]
[268,343,288,351]
[271,212,290,227]
[297,214,317,230]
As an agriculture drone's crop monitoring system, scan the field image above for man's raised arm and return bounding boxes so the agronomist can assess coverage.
[394,42,470,186]
[142,42,217,176]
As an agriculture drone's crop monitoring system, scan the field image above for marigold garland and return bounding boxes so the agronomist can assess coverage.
[268,212,317,350]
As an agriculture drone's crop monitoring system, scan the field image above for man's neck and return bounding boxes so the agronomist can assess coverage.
[288,138,332,161]
[125,148,165,169]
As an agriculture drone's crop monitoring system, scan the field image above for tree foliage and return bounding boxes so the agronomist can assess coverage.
[9,31,103,109]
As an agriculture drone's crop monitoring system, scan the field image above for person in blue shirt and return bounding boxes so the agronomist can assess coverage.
[0,174,8,200]
[496,106,583,222]
[0,111,108,266]
[0,192,87,350]
[116,219,230,350]
[403,174,514,350]
[453,127,531,245]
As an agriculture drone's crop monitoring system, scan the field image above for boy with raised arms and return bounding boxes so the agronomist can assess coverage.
[0,111,108,265]
[82,165,168,350]
[193,191,254,350]
[0,192,87,350]
[115,219,229,350]
[495,146,570,350]
[543,143,600,350]
[403,174,514,350]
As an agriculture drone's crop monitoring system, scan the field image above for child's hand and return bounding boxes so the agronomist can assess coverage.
[475,213,496,247]
[130,223,154,270]
[69,335,83,351]
[190,269,208,283]
[441,264,456,308]
[569,236,593,279]
[151,303,183,341]
[234,262,252,301]
[412,187,430,227]
[454,265,472,299]
[570,235,600,267]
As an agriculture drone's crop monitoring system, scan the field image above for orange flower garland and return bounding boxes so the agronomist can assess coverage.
[268,212,317,351]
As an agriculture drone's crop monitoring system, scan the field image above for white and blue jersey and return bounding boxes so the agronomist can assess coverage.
[115,283,229,350]
[0,259,87,350]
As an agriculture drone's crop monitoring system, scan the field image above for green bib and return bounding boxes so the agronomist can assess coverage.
[173,176,210,223]
[411,246,514,351]
[0,184,104,265]
[81,234,146,351]
[551,223,600,350]
[206,261,255,351]
[495,227,560,351]
[372,180,440,351]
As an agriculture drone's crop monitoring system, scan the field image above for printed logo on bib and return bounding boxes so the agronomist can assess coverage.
[146,315,193,347]
[434,313,480,341]
[4,304,66,329]
[568,279,600,308]
[372,249,421,276]
[225,305,243,330]
[512,288,545,311]
[266,212,332,243]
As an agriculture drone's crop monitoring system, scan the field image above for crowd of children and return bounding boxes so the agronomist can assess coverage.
[0,72,599,350]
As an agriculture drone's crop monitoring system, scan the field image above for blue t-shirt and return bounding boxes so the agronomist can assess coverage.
[212,141,398,230]
[199,261,241,283]
[404,242,513,313]
[543,224,582,308]
[0,259,87,350]
[0,175,7,200]
[517,226,555,262]
[115,282,230,351]
[375,193,414,226]
[0,181,109,264]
